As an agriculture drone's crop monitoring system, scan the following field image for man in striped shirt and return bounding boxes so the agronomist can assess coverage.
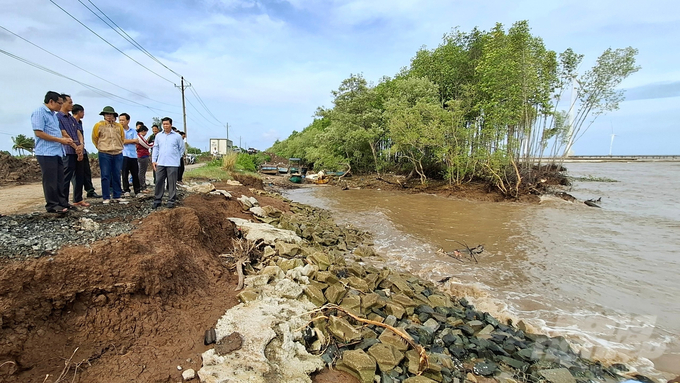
[57,94,89,207]
[32,91,74,213]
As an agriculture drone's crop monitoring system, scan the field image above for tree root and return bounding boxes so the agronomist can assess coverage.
[317,305,429,375]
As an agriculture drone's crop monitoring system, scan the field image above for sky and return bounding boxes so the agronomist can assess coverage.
[0,0,678,156]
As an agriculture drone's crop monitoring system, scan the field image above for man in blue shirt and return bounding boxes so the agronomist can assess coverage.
[152,117,184,208]
[119,113,141,197]
[57,94,89,207]
[32,91,74,213]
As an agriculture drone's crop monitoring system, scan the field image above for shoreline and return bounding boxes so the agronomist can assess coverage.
[0,179,666,382]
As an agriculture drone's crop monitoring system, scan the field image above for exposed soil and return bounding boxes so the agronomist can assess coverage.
[0,154,42,186]
[231,172,264,190]
[0,178,342,383]
[0,191,262,383]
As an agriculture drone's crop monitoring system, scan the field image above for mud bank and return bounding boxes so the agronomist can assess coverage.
[261,170,576,204]
[0,177,652,383]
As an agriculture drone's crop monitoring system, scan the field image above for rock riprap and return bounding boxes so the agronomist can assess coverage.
[201,196,644,383]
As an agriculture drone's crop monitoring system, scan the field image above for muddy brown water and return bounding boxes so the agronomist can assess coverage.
[285,162,680,380]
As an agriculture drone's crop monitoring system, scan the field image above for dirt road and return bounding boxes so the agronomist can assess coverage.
[0,180,105,215]
[0,164,205,216]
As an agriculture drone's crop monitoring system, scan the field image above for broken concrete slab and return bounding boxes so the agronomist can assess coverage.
[198,295,323,383]
[228,217,302,245]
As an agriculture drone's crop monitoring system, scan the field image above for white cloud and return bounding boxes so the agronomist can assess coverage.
[0,0,678,155]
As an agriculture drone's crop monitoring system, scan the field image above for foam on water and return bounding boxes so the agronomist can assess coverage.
[283,169,680,380]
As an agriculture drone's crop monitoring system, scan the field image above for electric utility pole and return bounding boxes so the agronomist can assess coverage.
[175,77,191,138]
[226,123,230,153]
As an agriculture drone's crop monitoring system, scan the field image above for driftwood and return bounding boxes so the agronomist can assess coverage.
[443,240,483,263]
[584,197,602,208]
[317,305,429,375]
[220,239,262,291]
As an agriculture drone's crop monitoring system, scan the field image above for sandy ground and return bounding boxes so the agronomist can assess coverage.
[0,164,205,216]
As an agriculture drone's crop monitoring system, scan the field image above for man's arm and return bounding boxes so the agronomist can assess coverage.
[76,130,85,159]
[152,135,160,170]
[178,136,185,157]
[91,123,100,150]
[60,129,80,151]
[35,130,72,145]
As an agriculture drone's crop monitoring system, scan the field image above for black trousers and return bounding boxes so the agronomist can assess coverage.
[178,158,185,182]
[122,156,140,194]
[63,154,85,203]
[37,155,68,211]
[82,152,96,194]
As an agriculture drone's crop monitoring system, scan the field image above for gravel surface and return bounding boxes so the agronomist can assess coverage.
[0,193,184,260]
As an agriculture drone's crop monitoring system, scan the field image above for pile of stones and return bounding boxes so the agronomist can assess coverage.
[214,196,648,383]
[0,195,161,259]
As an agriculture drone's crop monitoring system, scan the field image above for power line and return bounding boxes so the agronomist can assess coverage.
[49,0,175,84]
[0,48,179,116]
[185,96,222,127]
[79,0,182,78]
[188,86,224,125]
[55,0,226,129]
[0,24,179,108]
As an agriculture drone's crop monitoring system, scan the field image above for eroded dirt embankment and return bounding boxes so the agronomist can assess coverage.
[0,190,259,382]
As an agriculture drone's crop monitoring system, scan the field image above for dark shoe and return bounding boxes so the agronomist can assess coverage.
[166,204,175,209]
[62,205,77,210]
[152,202,161,209]
[47,207,68,214]
[87,192,101,198]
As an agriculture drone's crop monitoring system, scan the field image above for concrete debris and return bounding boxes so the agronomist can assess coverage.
[182,368,196,381]
[209,189,232,198]
[182,182,215,193]
[79,217,99,231]
[228,217,302,245]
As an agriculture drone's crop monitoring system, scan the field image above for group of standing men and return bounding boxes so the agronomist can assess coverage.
[31,91,186,213]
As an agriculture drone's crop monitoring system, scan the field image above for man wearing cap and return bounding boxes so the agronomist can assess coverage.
[152,117,184,209]
[32,91,74,213]
[92,106,125,204]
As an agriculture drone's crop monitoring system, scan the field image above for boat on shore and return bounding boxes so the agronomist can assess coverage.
[259,164,279,175]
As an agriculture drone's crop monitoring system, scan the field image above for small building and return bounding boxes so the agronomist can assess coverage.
[209,138,233,155]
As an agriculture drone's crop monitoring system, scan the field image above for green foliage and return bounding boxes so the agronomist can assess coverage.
[267,21,639,196]
[11,134,35,155]
[186,145,202,154]
[235,153,256,172]
[252,152,271,167]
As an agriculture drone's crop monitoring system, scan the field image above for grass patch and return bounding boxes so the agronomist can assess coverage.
[222,153,238,171]
[184,161,233,181]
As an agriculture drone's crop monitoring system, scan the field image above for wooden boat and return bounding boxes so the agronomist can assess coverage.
[259,164,279,175]
[289,175,303,184]
[277,166,288,174]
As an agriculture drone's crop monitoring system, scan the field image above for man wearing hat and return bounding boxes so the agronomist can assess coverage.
[91,106,125,204]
